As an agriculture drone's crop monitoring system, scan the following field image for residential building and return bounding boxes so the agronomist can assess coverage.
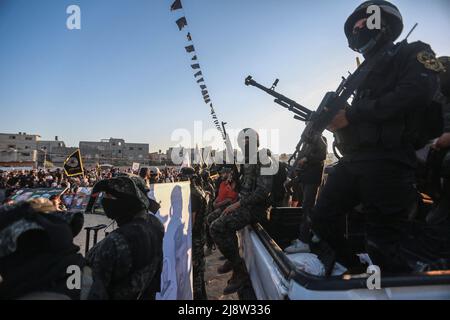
[79,138,149,165]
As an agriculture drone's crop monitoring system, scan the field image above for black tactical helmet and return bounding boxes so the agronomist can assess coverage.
[179,166,196,177]
[237,128,260,150]
[344,0,403,54]
[200,169,210,179]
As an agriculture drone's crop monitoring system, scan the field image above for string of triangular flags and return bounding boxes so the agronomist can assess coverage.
[170,0,226,141]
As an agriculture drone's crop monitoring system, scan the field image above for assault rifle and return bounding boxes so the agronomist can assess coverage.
[245,24,418,169]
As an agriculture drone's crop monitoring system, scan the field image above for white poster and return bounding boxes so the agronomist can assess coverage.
[149,181,192,300]
[132,162,140,171]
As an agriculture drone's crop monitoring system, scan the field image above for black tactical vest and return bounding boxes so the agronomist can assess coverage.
[335,41,439,164]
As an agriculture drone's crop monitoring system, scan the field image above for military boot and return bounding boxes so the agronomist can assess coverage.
[223,261,249,295]
[217,260,233,274]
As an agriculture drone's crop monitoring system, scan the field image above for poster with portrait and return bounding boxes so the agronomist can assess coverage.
[8,188,67,204]
[150,181,192,300]
[61,187,93,211]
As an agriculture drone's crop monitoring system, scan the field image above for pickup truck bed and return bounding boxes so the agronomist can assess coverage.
[239,207,450,300]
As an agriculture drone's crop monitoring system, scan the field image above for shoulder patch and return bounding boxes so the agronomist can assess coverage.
[417,51,445,72]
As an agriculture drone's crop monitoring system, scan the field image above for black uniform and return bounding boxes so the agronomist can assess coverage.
[425,63,450,226]
[297,136,327,243]
[201,172,216,252]
[84,174,164,300]
[87,212,164,300]
[312,41,440,272]
[191,182,207,300]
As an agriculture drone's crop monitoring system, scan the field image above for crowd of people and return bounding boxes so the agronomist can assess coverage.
[1,0,450,301]
[0,166,183,204]
[0,173,164,300]
[0,158,239,300]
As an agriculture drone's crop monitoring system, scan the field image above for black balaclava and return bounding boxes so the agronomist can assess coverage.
[101,197,143,226]
[86,175,151,226]
[101,198,144,226]
[349,24,382,56]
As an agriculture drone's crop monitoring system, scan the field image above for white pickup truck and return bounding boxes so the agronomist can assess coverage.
[239,207,450,300]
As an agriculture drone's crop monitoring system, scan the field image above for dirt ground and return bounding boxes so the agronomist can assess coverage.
[204,248,238,300]
[73,213,114,256]
[74,213,238,300]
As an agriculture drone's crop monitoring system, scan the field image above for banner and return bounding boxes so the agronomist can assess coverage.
[170,0,227,141]
[61,187,94,211]
[0,166,33,172]
[64,149,84,177]
[170,0,182,11]
[150,181,192,300]
[7,188,66,204]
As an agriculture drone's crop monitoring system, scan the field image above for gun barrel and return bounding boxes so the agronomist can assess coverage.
[245,75,313,119]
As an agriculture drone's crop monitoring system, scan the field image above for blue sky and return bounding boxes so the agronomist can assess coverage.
[1,0,449,153]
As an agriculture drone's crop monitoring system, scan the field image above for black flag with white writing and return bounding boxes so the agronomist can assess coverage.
[170,0,182,11]
[64,149,84,177]
[185,45,195,53]
[176,17,187,30]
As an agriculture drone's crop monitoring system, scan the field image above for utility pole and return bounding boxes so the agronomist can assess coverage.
[43,149,47,170]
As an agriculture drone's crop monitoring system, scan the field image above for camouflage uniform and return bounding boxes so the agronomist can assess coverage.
[0,199,86,299]
[86,212,164,300]
[84,174,164,300]
[210,160,273,269]
[191,182,207,300]
[201,173,216,252]
[206,207,223,226]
